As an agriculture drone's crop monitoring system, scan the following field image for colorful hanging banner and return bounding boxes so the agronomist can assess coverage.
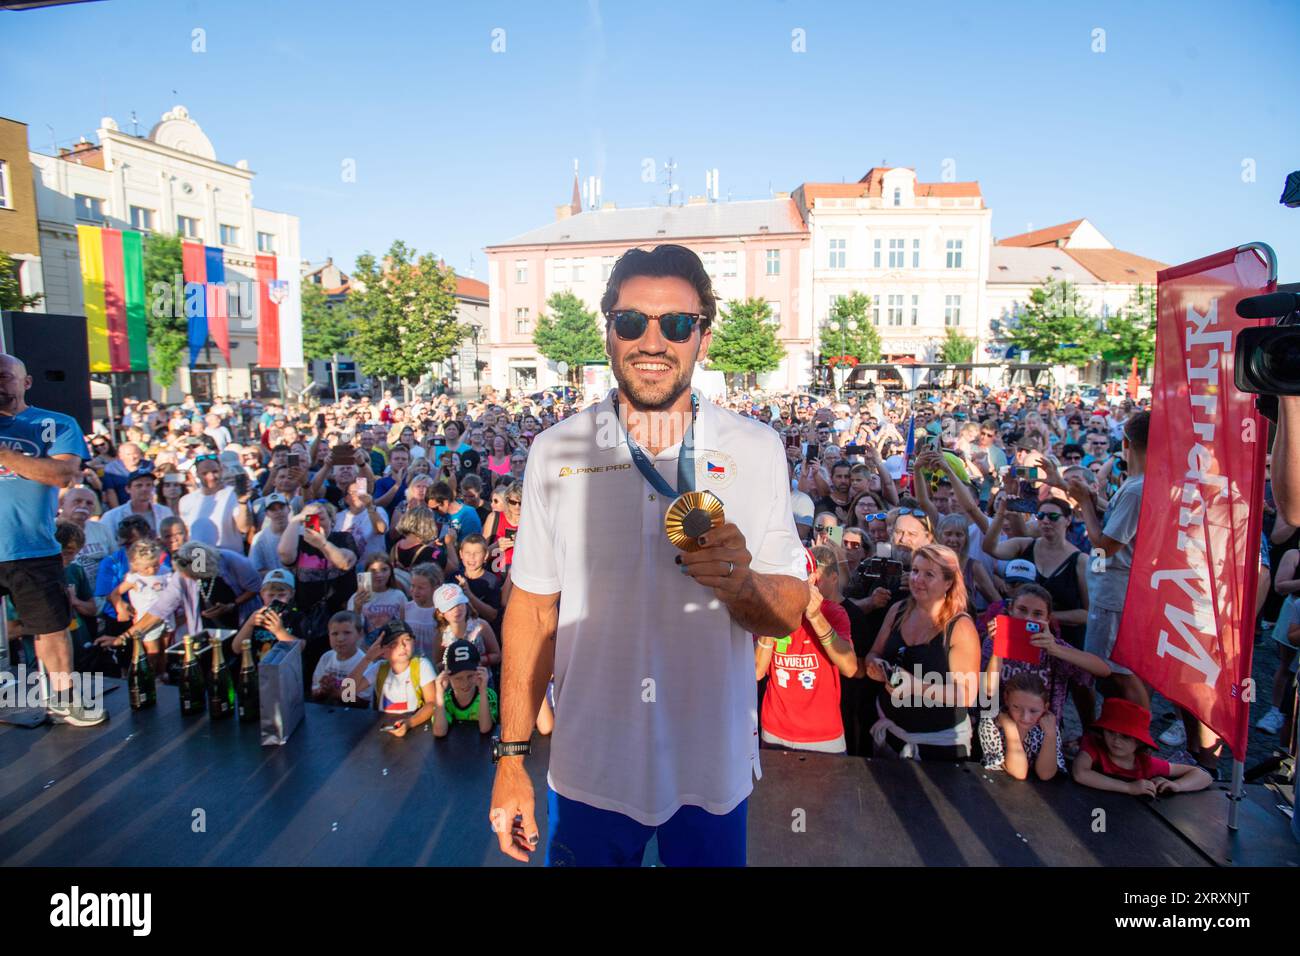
[182,241,209,368]
[255,254,281,369]
[204,244,230,365]
[76,225,149,374]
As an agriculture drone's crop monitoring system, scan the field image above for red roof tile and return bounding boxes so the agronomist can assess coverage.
[997,219,1085,248]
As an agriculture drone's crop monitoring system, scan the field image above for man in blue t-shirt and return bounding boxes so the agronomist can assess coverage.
[0,353,104,725]
[429,480,482,539]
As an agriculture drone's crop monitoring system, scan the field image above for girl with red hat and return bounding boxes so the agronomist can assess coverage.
[1071,698,1213,797]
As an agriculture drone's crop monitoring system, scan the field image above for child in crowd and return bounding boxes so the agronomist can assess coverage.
[349,552,407,639]
[979,671,1064,780]
[433,583,500,669]
[403,563,443,661]
[454,533,501,624]
[983,582,1110,755]
[431,639,498,736]
[110,537,173,677]
[348,621,438,736]
[231,568,303,662]
[55,521,101,669]
[1071,698,1213,796]
[312,610,370,706]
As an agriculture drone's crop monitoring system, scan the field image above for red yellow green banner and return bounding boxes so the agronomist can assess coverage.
[77,224,149,373]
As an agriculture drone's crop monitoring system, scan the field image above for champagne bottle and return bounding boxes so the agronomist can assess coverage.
[179,636,206,716]
[237,640,259,723]
[209,636,237,719]
[127,632,156,710]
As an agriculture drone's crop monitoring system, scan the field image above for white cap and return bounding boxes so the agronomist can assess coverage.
[792,491,815,526]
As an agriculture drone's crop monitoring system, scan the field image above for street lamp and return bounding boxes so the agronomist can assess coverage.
[470,324,481,398]
[827,321,840,397]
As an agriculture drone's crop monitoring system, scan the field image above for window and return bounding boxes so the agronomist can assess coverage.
[888,294,904,327]
[722,250,737,277]
[177,215,201,239]
[828,293,846,314]
[702,251,717,277]
[871,294,881,326]
[257,231,276,253]
[945,294,962,327]
[515,259,528,283]
[888,238,904,269]
[129,206,155,232]
[767,300,781,325]
[766,249,781,276]
[0,160,9,209]
[912,238,920,269]
[829,238,846,270]
[873,239,881,269]
[946,239,964,269]
[219,224,239,247]
[601,256,614,281]
[515,308,531,334]
[553,259,568,284]
[893,187,901,207]
[572,259,584,283]
[911,294,919,326]
[75,194,104,223]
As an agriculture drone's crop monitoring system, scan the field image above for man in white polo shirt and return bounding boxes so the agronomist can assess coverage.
[490,244,807,867]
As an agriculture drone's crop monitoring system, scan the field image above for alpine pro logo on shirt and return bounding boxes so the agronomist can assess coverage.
[558,463,632,478]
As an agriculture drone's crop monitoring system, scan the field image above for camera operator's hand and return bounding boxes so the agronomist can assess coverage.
[863,586,892,611]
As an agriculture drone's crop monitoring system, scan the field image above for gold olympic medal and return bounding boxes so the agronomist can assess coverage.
[664,490,726,552]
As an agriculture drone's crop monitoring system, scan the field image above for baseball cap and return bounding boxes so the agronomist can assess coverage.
[792,491,815,527]
[126,466,156,484]
[434,583,470,614]
[264,493,290,508]
[459,449,481,472]
[442,639,481,674]
[262,568,296,590]
[1004,559,1037,584]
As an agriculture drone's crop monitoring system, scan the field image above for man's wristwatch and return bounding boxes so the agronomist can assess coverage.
[491,738,532,763]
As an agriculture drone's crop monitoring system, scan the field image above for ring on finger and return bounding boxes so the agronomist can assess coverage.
[726,561,735,577]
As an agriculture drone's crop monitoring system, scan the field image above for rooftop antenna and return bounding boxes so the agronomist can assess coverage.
[130,110,139,136]
[662,157,678,206]
[705,168,719,202]
[46,124,55,155]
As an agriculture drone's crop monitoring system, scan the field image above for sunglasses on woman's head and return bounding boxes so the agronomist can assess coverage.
[605,310,704,343]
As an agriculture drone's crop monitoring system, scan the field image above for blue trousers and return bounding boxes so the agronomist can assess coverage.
[545,787,747,867]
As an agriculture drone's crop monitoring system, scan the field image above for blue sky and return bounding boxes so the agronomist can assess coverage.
[3,0,1298,281]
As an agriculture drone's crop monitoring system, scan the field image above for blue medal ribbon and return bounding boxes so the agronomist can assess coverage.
[614,390,698,498]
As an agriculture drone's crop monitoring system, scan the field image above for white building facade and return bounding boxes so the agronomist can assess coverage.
[29,105,305,403]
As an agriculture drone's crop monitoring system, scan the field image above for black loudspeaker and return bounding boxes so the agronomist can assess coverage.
[1,311,92,433]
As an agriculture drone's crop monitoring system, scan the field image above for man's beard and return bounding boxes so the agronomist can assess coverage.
[612,352,695,411]
[0,391,17,412]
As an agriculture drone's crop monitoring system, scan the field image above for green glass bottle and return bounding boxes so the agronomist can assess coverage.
[208,636,237,719]
[127,633,156,710]
[237,640,259,723]
[179,636,206,717]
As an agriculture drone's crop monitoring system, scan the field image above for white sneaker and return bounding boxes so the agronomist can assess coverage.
[1158,721,1187,747]
[1256,707,1287,734]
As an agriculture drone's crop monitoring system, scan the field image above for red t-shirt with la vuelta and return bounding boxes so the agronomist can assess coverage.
[760,599,851,745]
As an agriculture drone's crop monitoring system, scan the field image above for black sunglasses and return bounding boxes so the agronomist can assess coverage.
[1035,511,1068,522]
[605,310,704,343]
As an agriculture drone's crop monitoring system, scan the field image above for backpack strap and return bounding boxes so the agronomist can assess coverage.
[374,662,390,710]
[410,656,423,710]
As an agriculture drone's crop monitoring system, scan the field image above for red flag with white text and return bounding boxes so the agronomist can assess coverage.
[1112,245,1274,759]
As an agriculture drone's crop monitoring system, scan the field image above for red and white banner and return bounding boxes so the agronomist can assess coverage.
[255,254,281,370]
[1113,245,1274,759]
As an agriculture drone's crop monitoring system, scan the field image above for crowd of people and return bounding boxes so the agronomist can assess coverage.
[3,348,1287,800]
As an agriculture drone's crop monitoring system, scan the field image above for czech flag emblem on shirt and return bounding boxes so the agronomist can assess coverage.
[707,461,726,475]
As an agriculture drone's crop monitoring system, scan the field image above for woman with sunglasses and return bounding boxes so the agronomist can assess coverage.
[483,481,522,577]
[981,495,1088,650]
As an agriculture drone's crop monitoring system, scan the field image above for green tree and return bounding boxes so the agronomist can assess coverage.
[823,291,882,362]
[348,241,465,396]
[1101,283,1156,374]
[301,278,353,361]
[1004,278,1100,367]
[0,251,42,311]
[142,233,187,399]
[706,298,785,389]
[532,291,603,385]
[938,328,976,364]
